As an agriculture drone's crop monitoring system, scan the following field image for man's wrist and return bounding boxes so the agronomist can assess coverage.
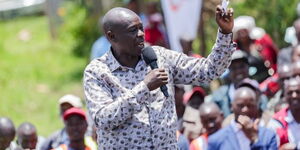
[219,28,232,34]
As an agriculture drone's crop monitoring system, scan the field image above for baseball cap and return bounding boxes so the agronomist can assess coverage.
[231,50,248,63]
[63,107,87,121]
[59,94,83,108]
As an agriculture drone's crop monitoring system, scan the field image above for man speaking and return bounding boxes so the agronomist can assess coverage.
[84,5,235,149]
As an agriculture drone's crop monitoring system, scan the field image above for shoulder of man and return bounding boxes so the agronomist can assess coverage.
[208,126,231,146]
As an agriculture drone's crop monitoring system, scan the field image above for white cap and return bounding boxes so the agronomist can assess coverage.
[59,94,83,108]
[233,16,256,34]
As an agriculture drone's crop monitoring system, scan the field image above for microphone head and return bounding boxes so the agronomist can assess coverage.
[142,46,157,65]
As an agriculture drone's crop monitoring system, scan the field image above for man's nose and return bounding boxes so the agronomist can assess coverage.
[241,106,249,113]
[138,29,144,37]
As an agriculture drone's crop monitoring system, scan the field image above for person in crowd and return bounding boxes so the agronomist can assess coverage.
[190,102,224,150]
[208,87,277,150]
[53,108,91,150]
[16,122,39,149]
[268,78,300,149]
[83,5,235,149]
[222,78,270,127]
[278,19,300,65]
[182,87,206,142]
[40,94,83,150]
[266,64,293,111]
[293,60,300,79]
[144,1,168,47]
[0,117,16,150]
[211,50,249,117]
[234,16,278,79]
[291,44,300,63]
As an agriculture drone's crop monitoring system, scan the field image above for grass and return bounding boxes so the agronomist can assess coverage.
[0,15,87,136]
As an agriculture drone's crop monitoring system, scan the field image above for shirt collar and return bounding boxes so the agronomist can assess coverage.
[106,48,122,72]
[231,119,241,133]
[285,110,296,123]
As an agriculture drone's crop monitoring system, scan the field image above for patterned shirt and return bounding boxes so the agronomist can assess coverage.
[83,31,235,150]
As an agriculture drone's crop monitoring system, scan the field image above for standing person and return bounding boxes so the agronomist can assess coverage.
[40,94,83,150]
[190,102,224,150]
[207,87,277,150]
[268,78,300,149]
[0,117,16,150]
[53,108,91,150]
[83,5,235,149]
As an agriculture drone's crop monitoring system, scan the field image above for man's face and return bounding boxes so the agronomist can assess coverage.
[232,94,258,119]
[285,84,300,112]
[229,60,249,85]
[236,29,250,43]
[188,93,204,109]
[0,134,14,150]
[112,15,144,57]
[200,111,223,135]
[18,133,38,149]
[65,115,87,142]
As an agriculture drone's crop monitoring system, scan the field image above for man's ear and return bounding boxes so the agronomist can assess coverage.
[106,31,116,42]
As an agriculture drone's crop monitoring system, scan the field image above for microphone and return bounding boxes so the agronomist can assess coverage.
[142,46,169,97]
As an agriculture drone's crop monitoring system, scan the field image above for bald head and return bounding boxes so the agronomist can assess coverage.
[17,122,37,149]
[17,122,36,136]
[199,102,221,115]
[0,117,15,150]
[102,7,140,33]
[233,87,257,103]
[0,117,15,137]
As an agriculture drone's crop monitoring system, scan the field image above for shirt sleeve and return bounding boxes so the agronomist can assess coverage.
[163,30,236,85]
[83,67,150,131]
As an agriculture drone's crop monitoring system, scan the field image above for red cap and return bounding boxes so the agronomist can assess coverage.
[183,87,206,105]
[63,107,86,121]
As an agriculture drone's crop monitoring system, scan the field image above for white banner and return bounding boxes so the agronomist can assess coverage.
[161,0,202,52]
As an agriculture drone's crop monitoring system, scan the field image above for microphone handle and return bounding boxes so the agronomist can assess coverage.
[149,61,169,97]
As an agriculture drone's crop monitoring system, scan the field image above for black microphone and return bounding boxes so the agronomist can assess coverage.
[142,46,169,97]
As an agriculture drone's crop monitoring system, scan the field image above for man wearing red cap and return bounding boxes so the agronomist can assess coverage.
[53,108,91,150]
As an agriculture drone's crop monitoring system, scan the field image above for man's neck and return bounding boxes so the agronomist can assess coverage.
[69,140,85,150]
[112,48,140,68]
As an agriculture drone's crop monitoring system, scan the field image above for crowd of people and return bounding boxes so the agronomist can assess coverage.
[2,0,300,150]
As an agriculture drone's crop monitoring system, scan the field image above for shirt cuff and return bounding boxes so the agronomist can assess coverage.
[216,29,233,46]
[131,81,150,105]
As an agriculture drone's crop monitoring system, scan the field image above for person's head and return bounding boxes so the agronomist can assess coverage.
[146,1,158,15]
[183,87,206,109]
[124,0,140,14]
[63,108,88,143]
[0,117,15,150]
[238,78,261,98]
[17,122,38,149]
[284,78,300,113]
[174,85,186,119]
[59,94,83,116]
[229,50,249,86]
[278,64,293,87]
[232,87,259,120]
[293,19,300,42]
[102,7,144,57]
[199,102,223,135]
[292,44,300,62]
[233,16,255,46]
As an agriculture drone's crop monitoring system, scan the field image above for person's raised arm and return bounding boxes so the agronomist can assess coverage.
[167,6,235,85]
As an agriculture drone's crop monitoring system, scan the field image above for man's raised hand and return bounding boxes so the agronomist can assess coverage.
[216,5,234,34]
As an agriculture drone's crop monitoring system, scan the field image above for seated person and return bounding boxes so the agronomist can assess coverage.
[268,78,300,149]
[53,108,91,150]
[208,87,277,150]
[0,117,16,150]
[190,102,224,150]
